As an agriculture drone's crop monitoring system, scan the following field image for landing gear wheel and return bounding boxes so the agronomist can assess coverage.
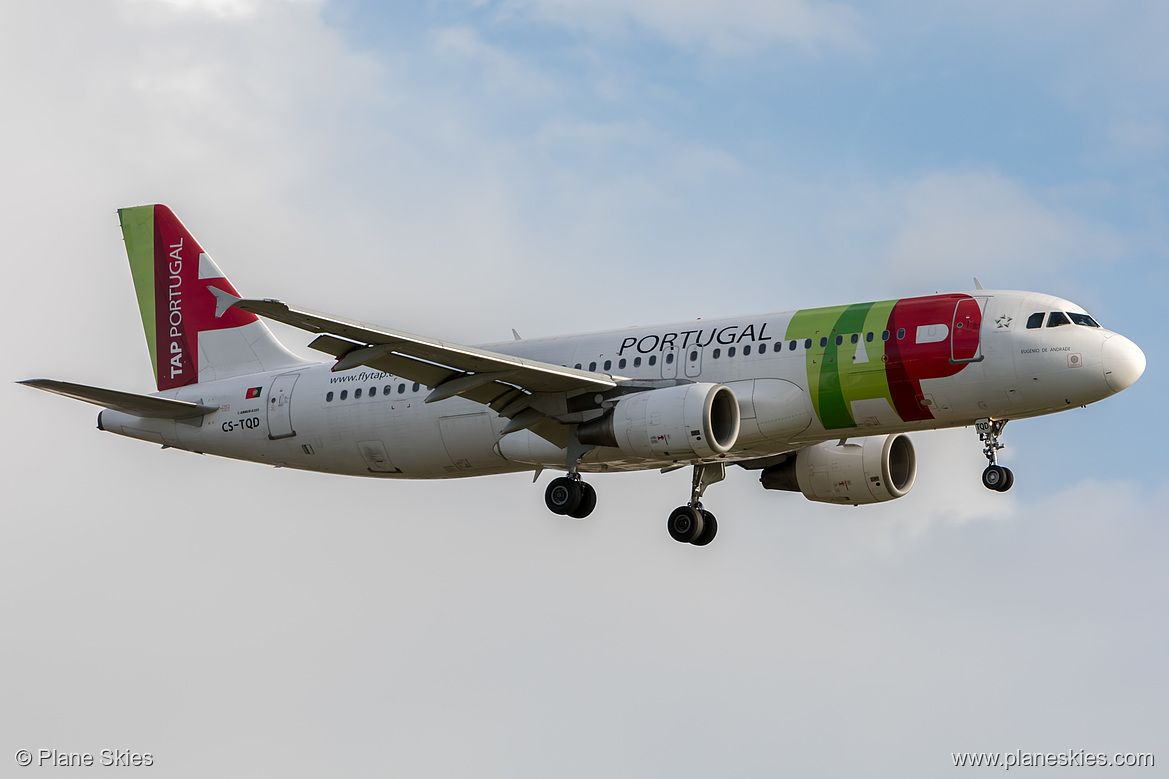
[690,510,718,546]
[667,506,705,544]
[982,465,1011,492]
[998,467,1014,492]
[545,476,583,515]
[976,419,1014,492]
[568,482,597,519]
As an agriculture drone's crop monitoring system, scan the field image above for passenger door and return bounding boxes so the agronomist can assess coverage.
[266,372,299,439]
[951,297,985,363]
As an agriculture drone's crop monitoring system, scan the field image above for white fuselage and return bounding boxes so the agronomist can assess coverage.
[97,290,1140,479]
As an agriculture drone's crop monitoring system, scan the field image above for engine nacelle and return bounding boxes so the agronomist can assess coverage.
[760,434,916,505]
[578,383,740,459]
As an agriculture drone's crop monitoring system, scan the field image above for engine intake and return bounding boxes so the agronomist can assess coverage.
[760,434,916,505]
[578,383,740,459]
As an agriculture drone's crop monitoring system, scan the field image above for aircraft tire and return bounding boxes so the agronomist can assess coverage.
[998,467,1014,492]
[982,465,1008,491]
[690,511,718,546]
[667,506,704,544]
[546,477,583,515]
[568,482,597,519]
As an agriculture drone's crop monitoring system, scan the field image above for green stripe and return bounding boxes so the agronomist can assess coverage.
[785,299,899,430]
[817,302,873,429]
[785,304,850,427]
[118,206,158,381]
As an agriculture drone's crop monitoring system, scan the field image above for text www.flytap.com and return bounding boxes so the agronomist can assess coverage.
[952,750,1154,769]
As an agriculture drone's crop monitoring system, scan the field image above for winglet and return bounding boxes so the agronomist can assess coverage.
[974,277,985,290]
[209,286,242,318]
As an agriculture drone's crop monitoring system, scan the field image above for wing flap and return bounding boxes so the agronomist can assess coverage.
[19,379,219,419]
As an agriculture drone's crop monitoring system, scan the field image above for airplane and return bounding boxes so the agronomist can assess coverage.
[21,205,1146,546]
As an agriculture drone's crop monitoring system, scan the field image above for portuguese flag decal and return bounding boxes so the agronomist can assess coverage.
[245,386,263,399]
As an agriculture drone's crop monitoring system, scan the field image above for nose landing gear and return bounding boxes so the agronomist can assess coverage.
[976,418,1014,492]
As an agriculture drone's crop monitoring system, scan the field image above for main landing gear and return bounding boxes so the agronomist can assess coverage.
[977,418,1014,492]
[545,475,597,519]
[667,463,725,546]
[545,431,598,519]
[543,429,726,546]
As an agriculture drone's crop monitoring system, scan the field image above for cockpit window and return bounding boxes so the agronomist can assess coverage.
[1026,312,1044,329]
[1046,311,1071,327]
[1067,312,1100,328]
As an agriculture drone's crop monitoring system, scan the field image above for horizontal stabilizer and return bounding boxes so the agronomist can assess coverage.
[18,379,219,419]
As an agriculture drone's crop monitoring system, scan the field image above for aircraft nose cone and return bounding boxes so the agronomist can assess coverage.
[1102,334,1146,392]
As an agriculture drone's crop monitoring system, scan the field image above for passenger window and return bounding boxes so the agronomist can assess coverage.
[712,348,721,359]
[881,330,889,341]
[574,363,582,370]
[384,385,392,395]
[398,383,406,394]
[851,334,859,344]
[412,383,420,392]
[804,339,812,349]
[728,346,736,357]
[354,388,362,399]
[618,358,626,369]
[866,332,873,343]
[820,337,828,348]
[648,355,657,366]
[326,391,334,402]
[369,386,377,396]
[1026,312,1044,329]
[689,351,698,361]
[789,340,797,350]
[665,353,674,364]
[897,328,905,339]
[603,360,611,371]
[589,361,597,372]
[340,390,348,400]
[743,345,751,356]
[835,335,843,346]
[634,356,642,367]
[1046,311,1071,327]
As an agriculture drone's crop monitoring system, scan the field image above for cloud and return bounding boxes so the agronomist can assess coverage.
[804,169,1126,295]
[882,170,1124,285]
[433,26,558,100]
[1106,119,1169,162]
[500,0,867,55]
[134,0,319,19]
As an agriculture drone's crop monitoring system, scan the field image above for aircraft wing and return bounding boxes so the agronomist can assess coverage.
[19,379,219,419]
[215,292,620,446]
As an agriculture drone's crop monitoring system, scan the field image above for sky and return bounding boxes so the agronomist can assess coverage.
[1,1,1165,776]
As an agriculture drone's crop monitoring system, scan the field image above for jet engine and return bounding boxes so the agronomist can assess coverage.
[578,383,740,459]
[760,434,916,505]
